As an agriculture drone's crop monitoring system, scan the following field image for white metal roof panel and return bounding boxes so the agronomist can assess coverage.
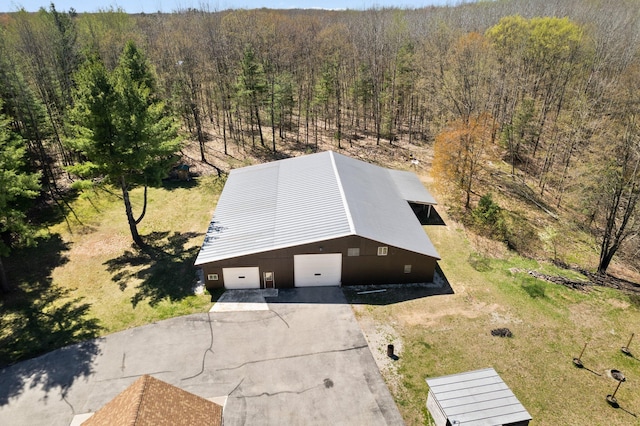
[388,169,437,205]
[425,368,531,426]
[195,151,440,265]
[332,153,440,259]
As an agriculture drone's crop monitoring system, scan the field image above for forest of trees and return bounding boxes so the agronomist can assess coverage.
[1,0,640,284]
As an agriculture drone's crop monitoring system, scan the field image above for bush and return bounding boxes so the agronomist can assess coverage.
[629,294,640,309]
[522,281,546,298]
[468,253,492,272]
[472,193,506,238]
[504,212,540,256]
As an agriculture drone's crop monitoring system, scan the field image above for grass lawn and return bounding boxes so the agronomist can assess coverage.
[351,211,640,426]
[1,176,224,366]
[2,139,640,425]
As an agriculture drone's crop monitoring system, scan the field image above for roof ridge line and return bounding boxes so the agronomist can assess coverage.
[329,151,355,234]
[133,375,151,426]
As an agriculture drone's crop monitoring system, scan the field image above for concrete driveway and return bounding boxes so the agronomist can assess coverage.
[0,287,404,425]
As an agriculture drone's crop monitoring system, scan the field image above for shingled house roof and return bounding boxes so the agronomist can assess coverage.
[82,375,223,426]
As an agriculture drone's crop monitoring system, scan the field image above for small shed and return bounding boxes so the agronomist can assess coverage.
[425,368,531,426]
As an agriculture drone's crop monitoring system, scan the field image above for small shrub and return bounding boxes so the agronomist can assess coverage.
[629,294,640,309]
[504,212,540,256]
[472,193,506,238]
[522,281,546,298]
[468,253,492,272]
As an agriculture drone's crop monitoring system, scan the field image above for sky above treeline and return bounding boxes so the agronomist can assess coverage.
[4,0,464,13]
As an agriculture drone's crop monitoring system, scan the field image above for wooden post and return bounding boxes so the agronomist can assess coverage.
[622,333,634,356]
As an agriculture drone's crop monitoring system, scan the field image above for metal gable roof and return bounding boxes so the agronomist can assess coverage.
[388,169,437,205]
[332,153,440,259]
[194,151,440,266]
[426,368,532,426]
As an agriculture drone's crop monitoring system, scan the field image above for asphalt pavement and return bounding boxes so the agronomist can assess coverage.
[0,287,404,425]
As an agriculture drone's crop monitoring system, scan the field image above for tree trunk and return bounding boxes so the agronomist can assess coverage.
[254,101,264,147]
[0,257,11,294]
[598,246,616,275]
[193,102,206,162]
[134,184,148,225]
[270,77,276,154]
[121,176,145,249]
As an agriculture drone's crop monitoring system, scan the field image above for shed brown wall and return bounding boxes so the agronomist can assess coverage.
[200,235,437,291]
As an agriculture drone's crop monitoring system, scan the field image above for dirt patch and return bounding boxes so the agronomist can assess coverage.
[490,310,522,325]
[607,298,631,309]
[70,232,130,258]
[469,233,510,259]
[396,298,503,327]
[568,302,602,329]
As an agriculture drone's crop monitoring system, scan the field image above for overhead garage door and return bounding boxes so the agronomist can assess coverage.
[223,267,260,289]
[294,254,342,287]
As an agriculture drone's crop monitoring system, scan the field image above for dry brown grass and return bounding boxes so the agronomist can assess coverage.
[352,199,640,426]
[45,176,223,333]
[7,126,640,426]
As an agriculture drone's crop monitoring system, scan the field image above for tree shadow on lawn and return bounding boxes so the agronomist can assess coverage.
[104,231,202,307]
[0,234,103,404]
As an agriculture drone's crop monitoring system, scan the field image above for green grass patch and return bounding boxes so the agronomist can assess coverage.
[1,176,224,365]
[357,216,640,426]
[521,278,546,298]
[629,294,640,309]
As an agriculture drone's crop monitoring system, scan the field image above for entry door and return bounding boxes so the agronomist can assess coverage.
[222,267,260,289]
[264,272,275,289]
[294,254,342,287]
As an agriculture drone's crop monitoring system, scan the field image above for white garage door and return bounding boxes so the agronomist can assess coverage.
[222,267,260,289]
[294,254,342,287]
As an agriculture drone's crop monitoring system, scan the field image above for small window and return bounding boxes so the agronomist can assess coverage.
[404,265,412,273]
[377,246,388,256]
[207,273,219,281]
[264,272,273,281]
[347,248,360,257]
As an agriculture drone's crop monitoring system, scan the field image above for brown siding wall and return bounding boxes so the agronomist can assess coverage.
[200,235,437,291]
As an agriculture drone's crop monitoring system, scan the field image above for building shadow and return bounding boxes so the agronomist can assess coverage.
[410,203,446,226]
[342,264,454,305]
[251,263,454,306]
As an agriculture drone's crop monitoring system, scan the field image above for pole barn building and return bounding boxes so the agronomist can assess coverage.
[195,151,440,290]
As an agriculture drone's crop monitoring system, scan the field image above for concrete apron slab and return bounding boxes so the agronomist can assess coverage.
[0,287,403,426]
[210,289,278,312]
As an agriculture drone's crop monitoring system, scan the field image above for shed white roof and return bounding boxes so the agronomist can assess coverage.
[195,151,440,266]
[426,368,532,426]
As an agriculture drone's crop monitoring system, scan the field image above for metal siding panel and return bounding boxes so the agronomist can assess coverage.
[426,391,448,426]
